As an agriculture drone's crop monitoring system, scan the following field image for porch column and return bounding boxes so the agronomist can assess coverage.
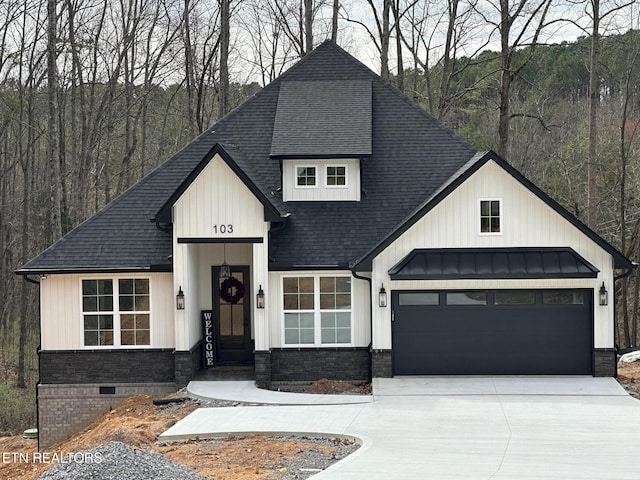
[253,222,270,351]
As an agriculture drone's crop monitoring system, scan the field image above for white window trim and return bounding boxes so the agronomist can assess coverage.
[80,276,152,349]
[295,165,318,189]
[282,274,353,347]
[324,165,348,188]
[479,198,503,236]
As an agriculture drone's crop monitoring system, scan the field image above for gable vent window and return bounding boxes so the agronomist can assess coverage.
[82,278,150,347]
[326,166,346,186]
[296,166,317,187]
[480,199,501,234]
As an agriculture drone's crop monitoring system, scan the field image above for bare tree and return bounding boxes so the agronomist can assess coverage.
[47,0,62,240]
[345,0,392,78]
[396,0,486,119]
[219,0,230,116]
[331,0,339,41]
[305,0,314,53]
[582,0,634,227]
[474,0,555,158]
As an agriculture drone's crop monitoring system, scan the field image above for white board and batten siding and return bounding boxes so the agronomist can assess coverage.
[282,159,361,202]
[173,153,265,239]
[171,153,269,350]
[40,272,174,350]
[371,159,615,350]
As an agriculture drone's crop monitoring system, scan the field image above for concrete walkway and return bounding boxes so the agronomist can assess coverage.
[188,380,373,405]
[161,377,640,479]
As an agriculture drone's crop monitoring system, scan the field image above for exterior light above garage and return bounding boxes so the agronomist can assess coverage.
[599,282,608,306]
[176,286,185,310]
[379,284,388,308]
[257,285,265,309]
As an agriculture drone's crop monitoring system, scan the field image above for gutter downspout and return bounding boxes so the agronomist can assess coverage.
[24,274,41,451]
[613,262,638,378]
[351,268,373,380]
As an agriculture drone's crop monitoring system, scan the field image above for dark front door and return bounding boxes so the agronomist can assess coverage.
[212,265,252,365]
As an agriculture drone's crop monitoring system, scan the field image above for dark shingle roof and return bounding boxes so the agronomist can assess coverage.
[270,80,372,157]
[19,40,629,275]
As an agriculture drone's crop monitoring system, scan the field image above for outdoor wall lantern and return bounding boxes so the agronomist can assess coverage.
[379,284,388,308]
[220,262,231,279]
[257,285,265,309]
[176,286,185,310]
[599,282,608,306]
[220,243,231,279]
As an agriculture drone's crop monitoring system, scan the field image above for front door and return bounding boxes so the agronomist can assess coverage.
[212,265,253,365]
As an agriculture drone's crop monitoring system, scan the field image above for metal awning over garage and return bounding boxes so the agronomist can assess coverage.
[389,247,599,280]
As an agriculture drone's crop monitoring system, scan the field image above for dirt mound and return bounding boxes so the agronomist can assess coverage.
[618,361,640,399]
[305,379,372,395]
[0,394,358,480]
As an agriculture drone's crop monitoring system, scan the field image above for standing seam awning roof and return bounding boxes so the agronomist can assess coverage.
[388,248,600,280]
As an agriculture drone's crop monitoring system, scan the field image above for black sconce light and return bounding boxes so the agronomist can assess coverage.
[176,286,185,310]
[599,282,608,306]
[220,243,231,279]
[257,285,265,309]
[379,284,387,308]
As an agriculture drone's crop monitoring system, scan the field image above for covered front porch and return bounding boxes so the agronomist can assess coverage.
[172,237,269,386]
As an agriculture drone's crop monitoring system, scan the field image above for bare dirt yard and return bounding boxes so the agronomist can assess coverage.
[3,369,640,480]
[617,360,640,399]
[0,380,361,480]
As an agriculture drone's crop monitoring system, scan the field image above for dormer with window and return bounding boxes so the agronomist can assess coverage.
[271,79,371,202]
[282,159,361,201]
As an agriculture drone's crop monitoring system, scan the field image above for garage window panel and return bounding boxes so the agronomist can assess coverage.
[494,291,535,305]
[543,291,585,305]
[398,292,440,306]
[446,292,487,305]
[283,275,352,346]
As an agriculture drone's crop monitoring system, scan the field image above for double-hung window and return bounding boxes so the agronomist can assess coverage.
[82,279,114,346]
[296,166,317,187]
[480,199,501,234]
[325,166,347,187]
[82,278,150,347]
[283,275,352,346]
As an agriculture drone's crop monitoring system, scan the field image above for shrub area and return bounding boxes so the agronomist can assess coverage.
[0,384,36,436]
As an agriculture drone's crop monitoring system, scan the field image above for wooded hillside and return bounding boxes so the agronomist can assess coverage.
[0,0,638,391]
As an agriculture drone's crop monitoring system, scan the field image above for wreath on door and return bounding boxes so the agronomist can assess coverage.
[219,276,245,304]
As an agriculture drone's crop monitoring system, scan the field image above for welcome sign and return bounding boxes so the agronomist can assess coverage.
[201,310,215,367]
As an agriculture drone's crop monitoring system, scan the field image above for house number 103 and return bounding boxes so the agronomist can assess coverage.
[213,224,233,234]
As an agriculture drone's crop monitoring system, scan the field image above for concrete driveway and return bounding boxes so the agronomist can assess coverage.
[160,377,640,479]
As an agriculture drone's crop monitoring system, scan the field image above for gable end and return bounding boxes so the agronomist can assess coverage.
[155,143,285,225]
[354,151,634,271]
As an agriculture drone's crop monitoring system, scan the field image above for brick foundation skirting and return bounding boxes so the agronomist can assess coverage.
[593,348,616,377]
[174,341,203,388]
[37,383,175,448]
[371,349,393,378]
[254,351,271,388]
[39,349,175,384]
[269,348,370,383]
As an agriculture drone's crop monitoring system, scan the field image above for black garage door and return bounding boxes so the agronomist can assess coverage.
[392,290,593,375]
